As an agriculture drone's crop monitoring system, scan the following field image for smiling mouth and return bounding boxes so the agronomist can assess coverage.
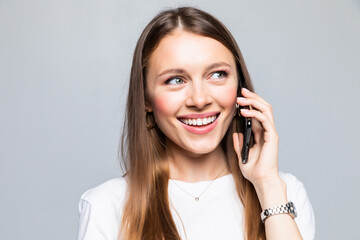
[177,113,220,127]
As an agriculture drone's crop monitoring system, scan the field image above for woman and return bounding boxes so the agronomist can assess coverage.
[77,7,315,240]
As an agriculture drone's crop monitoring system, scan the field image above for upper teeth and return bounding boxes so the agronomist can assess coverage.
[180,115,217,126]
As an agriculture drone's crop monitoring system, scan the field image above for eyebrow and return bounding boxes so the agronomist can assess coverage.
[157,61,232,77]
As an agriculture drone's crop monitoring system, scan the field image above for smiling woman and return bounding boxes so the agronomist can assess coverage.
[77,6,315,240]
[145,30,238,152]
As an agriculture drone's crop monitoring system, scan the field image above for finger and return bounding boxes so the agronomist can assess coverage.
[252,118,264,145]
[241,88,272,111]
[240,108,278,142]
[232,132,243,161]
[240,88,275,126]
[236,97,275,126]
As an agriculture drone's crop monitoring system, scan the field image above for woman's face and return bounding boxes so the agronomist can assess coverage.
[145,30,238,155]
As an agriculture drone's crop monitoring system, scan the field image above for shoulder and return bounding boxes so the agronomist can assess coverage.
[279,171,311,205]
[279,171,304,194]
[279,171,316,240]
[79,177,128,213]
[77,177,128,239]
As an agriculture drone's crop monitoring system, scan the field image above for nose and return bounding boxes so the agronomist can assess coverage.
[185,81,212,109]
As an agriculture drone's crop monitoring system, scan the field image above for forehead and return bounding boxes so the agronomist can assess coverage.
[147,30,235,73]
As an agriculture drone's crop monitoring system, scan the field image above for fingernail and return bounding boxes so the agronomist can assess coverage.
[242,88,250,93]
[240,108,249,111]
[237,97,247,101]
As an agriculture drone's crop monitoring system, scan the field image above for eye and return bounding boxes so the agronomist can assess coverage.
[210,71,228,79]
[165,77,184,85]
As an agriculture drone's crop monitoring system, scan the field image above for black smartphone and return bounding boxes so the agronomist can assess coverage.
[241,111,252,164]
[236,63,253,164]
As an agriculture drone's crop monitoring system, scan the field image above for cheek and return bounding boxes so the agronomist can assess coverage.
[216,86,238,108]
[152,93,179,119]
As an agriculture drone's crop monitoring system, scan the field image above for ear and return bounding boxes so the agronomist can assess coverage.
[144,88,153,112]
[145,100,153,112]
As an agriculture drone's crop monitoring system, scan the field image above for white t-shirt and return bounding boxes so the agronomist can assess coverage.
[77,172,315,240]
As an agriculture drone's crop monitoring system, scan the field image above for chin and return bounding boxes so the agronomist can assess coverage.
[184,139,221,155]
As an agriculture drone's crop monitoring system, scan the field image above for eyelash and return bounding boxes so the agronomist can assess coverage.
[164,70,229,85]
[211,70,229,79]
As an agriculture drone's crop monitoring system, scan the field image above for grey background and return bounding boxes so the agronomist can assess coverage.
[0,0,359,239]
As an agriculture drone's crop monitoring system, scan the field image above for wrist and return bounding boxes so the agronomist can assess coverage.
[254,177,288,210]
[261,201,297,223]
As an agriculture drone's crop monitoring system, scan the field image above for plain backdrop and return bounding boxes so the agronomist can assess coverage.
[1,0,359,239]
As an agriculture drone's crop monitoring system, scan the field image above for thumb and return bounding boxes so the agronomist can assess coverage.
[232,132,243,161]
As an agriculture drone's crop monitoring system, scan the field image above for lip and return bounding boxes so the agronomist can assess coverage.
[177,111,220,119]
[177,112,220,135]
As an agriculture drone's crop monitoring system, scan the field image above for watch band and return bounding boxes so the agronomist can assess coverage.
[260,201,297,223]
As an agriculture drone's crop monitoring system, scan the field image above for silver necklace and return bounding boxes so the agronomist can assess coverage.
[170,166,228,202]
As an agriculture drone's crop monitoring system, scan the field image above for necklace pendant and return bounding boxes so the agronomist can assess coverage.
[195,197,199,201]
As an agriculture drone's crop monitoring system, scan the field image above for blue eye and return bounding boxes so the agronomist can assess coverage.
[165,77,184,85]
[211,71,228,79]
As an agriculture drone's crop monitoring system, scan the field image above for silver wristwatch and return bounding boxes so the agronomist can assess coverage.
[260,201,297,223]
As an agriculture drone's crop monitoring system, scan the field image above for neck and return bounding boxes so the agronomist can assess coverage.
[166,140,230,183]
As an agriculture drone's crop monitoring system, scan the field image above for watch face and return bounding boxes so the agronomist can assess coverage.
[264,209,269,217]
[288,202,297,218]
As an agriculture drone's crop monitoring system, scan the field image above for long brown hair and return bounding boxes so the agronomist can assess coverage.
[119,6,265,240]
